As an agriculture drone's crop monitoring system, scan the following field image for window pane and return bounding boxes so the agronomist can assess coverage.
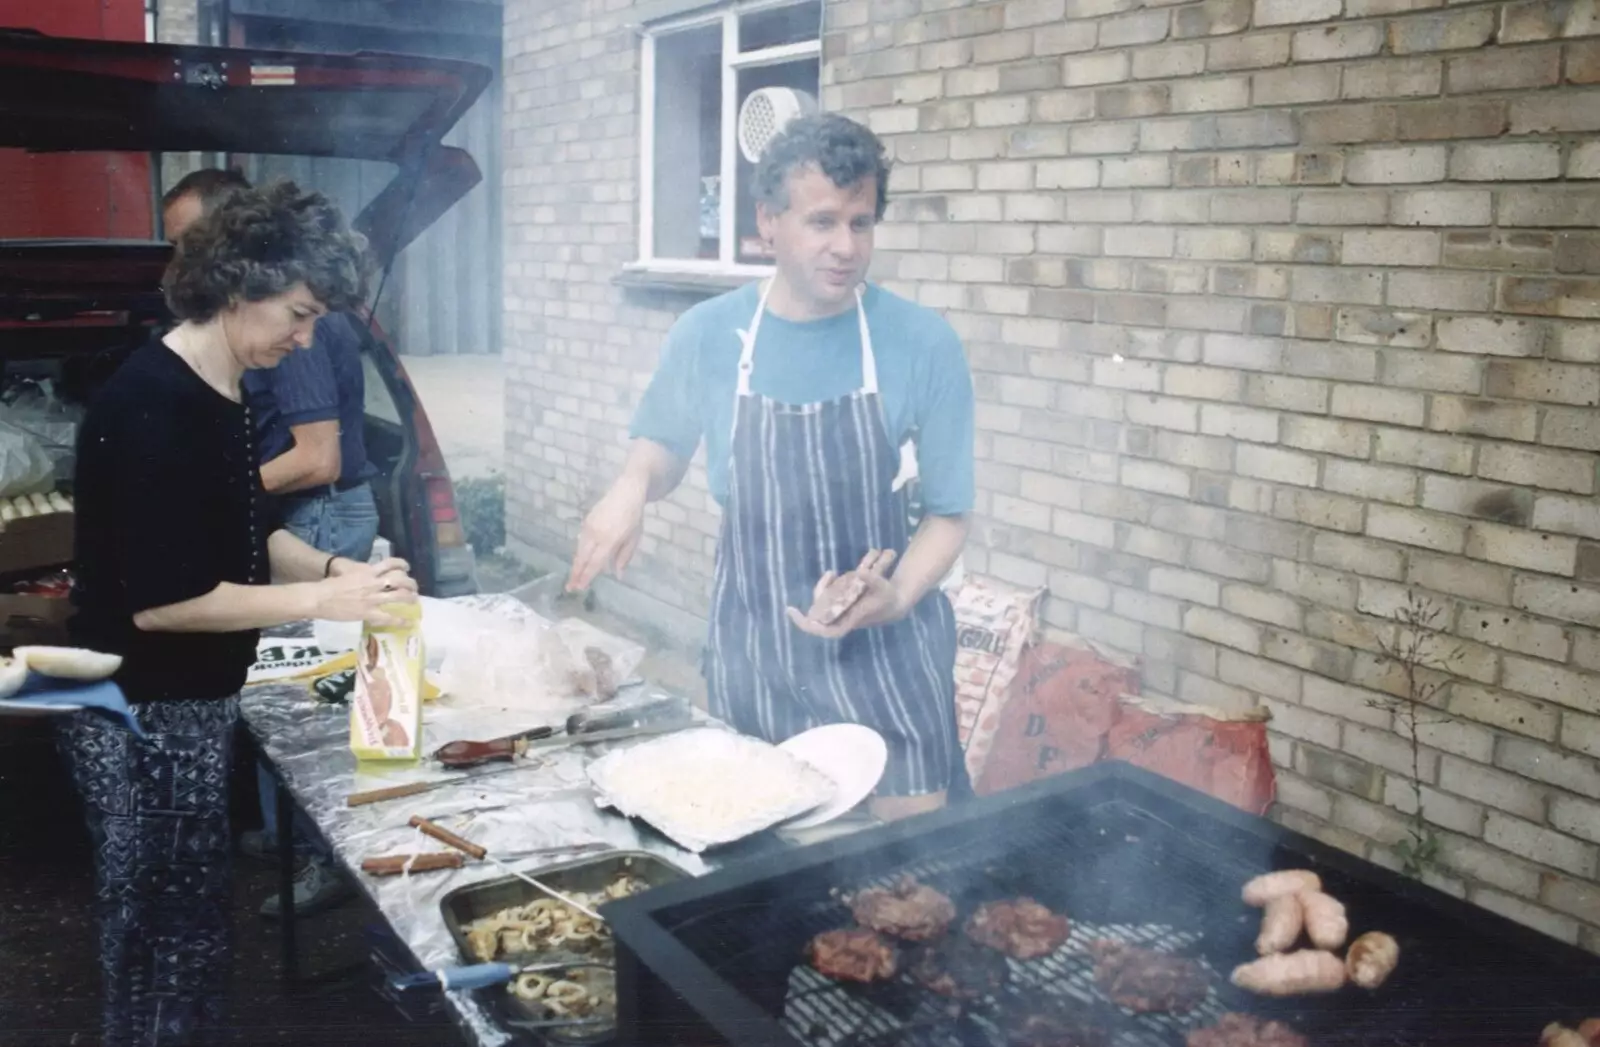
[652,25,722,261]
[734,59,819,266]
[740,1,821,52]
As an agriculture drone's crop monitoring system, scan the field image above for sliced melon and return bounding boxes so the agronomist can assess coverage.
[0,656,25,699]
[15,646,122,682]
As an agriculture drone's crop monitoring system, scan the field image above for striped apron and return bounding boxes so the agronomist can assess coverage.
[704,282,960,797]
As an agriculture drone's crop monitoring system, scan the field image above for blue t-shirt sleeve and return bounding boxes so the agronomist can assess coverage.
[913,323,976,516]
[268,338,339,427]
[628,320,703,461]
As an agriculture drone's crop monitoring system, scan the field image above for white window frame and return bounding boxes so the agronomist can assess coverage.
[631,0,821,278]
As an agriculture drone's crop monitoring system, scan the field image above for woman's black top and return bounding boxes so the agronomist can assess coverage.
[70,333,271,703]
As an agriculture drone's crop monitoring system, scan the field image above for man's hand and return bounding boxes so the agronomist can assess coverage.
[567,477,648,592]
[786,549,910,639]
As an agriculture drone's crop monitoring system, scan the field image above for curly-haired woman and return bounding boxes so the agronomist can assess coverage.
[65,180,418,1047]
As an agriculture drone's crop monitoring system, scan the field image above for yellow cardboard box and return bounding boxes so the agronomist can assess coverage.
[350,601,425,763]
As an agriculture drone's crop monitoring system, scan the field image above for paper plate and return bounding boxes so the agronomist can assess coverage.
[778,723,887,830]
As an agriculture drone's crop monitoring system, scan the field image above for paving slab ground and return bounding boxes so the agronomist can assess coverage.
[403,353,505,482]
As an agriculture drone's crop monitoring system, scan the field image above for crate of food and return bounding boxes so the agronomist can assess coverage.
[0,490,73,576]
[439,851,689,1044]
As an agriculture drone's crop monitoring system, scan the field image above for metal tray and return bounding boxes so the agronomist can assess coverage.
[440,850,690,1045]
[587,727,836,853]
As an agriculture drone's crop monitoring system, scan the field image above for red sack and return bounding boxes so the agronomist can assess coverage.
[1103,698,1277,816]
[972,639,1137,797]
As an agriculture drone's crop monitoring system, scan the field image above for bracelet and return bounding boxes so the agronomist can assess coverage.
[323,554,339,579]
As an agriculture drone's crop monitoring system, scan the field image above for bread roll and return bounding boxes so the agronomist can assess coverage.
[16,646,123,681]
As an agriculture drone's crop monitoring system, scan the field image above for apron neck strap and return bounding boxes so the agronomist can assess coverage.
[736,282,876,397]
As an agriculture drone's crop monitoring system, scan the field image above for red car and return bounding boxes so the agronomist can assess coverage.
[0,30,489,599]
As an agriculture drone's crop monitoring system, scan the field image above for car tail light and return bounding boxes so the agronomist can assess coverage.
[425,475,467,548]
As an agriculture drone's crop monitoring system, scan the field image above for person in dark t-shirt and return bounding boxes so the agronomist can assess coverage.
[67,181,417,1047]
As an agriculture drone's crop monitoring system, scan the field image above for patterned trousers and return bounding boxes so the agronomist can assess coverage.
[57,697,239,1047]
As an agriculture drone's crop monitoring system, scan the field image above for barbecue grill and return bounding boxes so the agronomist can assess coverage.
[604,763,1599,1047]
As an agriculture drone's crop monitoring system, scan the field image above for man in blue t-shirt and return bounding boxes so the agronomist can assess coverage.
[567,114,976,823]
[164,170,372,919]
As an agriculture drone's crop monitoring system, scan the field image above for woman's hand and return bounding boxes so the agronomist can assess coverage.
[312,558,418,625]
[786,549,910,639]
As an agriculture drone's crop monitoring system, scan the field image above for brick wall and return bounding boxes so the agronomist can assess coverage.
[502,0,1600,949]
[502,0,727,622]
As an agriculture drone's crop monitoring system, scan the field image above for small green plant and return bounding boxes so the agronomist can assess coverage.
[1369,591,1459,878]
[455,473,506,556]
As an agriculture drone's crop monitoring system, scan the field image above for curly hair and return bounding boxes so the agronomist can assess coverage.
[163,180,370,322]
[752,113,891,221]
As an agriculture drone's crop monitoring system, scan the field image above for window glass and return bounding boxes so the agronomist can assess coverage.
[734,59,819,265]
[652,24,723,261]
[739,1,821,52]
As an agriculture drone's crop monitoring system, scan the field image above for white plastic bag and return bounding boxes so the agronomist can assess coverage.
[0,382,81,491]
[437,616,644,718]
[0,420,53,500]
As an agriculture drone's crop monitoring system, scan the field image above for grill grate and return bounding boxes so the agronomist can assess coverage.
[780,920,1222,1047]
[608,765,1600,1047]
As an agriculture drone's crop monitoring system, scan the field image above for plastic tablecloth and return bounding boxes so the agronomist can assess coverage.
[240,594,714,1047]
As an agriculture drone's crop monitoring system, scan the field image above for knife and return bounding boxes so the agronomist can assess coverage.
[431,724,557,768]
[346,716,696,806]
[433,694,695,769]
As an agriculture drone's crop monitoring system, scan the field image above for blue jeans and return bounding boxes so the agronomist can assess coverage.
[280,481,380,563]
[261,481,379,855]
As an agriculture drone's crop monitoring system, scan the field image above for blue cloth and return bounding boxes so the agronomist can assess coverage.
[8,671,144,737]
[629,283,977,516]
[241,311,373,486]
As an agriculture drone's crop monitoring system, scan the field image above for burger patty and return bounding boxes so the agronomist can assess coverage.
[1088,941,1209,1014]
[997,990,1107,1047]
[965,898,1072,960]
[907,937,1008,1000]
[1187,1013,1309,1047]
[848,877,957,942]
[807,929,898,984]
